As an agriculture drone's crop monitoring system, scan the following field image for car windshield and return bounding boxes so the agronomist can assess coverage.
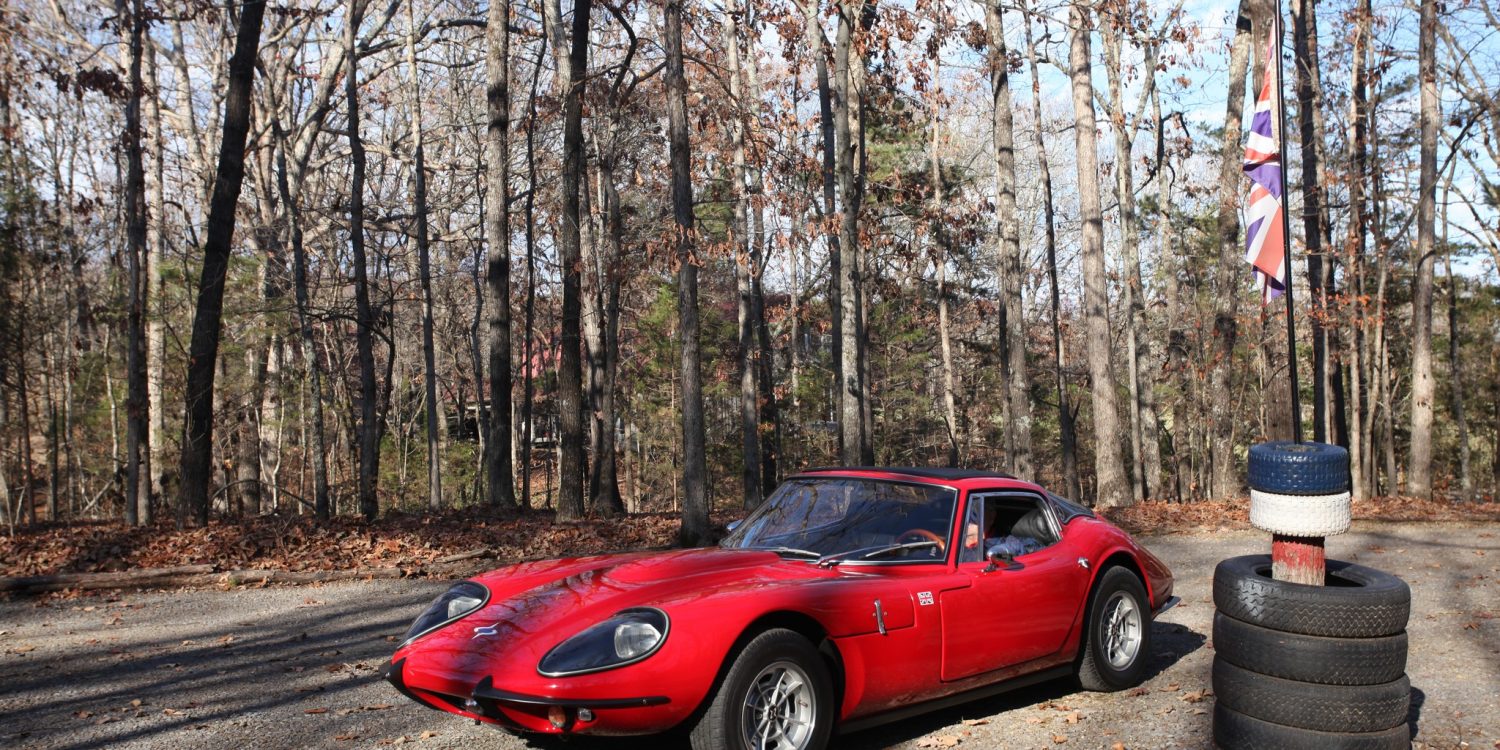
[721,478,957,563]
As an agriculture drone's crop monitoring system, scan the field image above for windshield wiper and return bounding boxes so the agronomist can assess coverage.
[757,546,822,559]
[817,540,939,567]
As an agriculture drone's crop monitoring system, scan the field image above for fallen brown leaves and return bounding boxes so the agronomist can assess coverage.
[6,496,1493,584]
[0,509,714,580]
[1104,496,1500,535]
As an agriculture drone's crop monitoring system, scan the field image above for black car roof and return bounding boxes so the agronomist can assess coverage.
[798,466,1019,481]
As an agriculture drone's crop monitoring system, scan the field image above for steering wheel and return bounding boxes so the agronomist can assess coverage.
[896,528,946,555]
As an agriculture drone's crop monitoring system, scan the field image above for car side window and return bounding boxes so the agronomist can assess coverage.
[960,493,1060,563]
[958,497,987,564]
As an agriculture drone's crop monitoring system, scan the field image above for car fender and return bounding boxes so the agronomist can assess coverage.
[1058,522,1170,657]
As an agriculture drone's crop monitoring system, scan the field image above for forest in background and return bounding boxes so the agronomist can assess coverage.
[1,0,1498,542]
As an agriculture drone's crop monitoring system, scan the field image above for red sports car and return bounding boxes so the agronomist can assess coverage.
[387,467,1177,749]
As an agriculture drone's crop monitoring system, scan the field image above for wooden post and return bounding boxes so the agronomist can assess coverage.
[1272,533,1325,585]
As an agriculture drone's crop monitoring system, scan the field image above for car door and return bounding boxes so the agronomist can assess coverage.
[938,491,1092,682]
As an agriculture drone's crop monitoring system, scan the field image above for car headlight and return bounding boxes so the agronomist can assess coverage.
[537,608,670,677]
[400,581,490,646]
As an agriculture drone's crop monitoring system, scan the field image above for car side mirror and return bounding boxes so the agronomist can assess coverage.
[984,545,1021,573]
[726,519,743,533]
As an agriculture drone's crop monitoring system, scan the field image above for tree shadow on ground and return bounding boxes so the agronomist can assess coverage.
[511,620,1206,750]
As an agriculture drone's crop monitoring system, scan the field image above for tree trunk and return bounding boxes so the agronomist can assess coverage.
[1206,1,1253,501]
[666,0,709,546]
[520,30,545,511]
[270,109,331,519]
[986,0,1032,479]
[834,1,867,465]
[1101,19,1164,497]
[805,0,841,460]
[1159,97,1191,501]
[1446,252,1471,501]
[741,9,779,497]
[406,0,442,511]
[1345,0,1370,501]
[1407,0,1438,497]
[592,185,624,518]
[1292,0,1331,444]
[485,0,519,511]
[1069,3,1131,509]
[555,0,591,521]
[143,39,166,521]
[1021,0,1080,498]
[725,9,761,509]
[177,0,267,526]
[116,0,148,526]
[929,83,959,468]
[344,0,380,521]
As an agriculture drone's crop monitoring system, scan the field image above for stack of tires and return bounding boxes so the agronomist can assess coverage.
[1211,441,1413,749]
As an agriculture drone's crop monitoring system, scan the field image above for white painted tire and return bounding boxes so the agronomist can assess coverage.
[1249,489,1351,536]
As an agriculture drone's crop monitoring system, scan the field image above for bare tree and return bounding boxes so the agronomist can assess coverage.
[485,0,517,510]
[116,0,148,526]
[834,0,869,464]
[1206,0,1253,501]
[1020,0,1080,498]
[1292,0,1335,445]
[725,7,760,509]
[406,0,442,510]
[1407,0,1439,497]
[556,0,592,521]
[666,0,710,545]
[177,0,268,525]
[985,0,1032,479]
[1069,2,1130,508]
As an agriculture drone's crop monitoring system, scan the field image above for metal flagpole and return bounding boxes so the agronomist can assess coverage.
[1273,0,1303,445]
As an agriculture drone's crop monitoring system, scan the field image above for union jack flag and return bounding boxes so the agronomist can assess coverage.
[1243,16,1285,304]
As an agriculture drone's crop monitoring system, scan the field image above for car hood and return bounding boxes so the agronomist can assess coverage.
[468,547,822,623]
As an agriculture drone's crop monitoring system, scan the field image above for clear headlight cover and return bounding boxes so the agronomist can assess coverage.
[537,608,670,677]
[400,581,490,646]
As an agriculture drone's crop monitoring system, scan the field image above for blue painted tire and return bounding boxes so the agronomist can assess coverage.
[1247,441,1350,495]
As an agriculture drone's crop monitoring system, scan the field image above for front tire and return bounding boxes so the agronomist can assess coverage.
[689,628,834,750]
[1077,566,1153,691]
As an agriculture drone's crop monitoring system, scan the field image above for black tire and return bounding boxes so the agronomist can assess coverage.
[1076,566,1153,691]
[1213,612,1407,686]
[1214,703,1410,750]
[1247,441,1350,495]
[689,628,834,750]
[1214,555,1410,637]
[1212,659,1410,733]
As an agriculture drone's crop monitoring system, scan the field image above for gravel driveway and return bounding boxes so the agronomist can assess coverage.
[2,522,1496,750]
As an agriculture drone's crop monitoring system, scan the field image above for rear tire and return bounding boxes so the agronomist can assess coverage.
[689,628,834,750]
[1076,566,1153,691]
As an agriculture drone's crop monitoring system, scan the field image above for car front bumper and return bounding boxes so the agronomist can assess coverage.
[387,656,680,735]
